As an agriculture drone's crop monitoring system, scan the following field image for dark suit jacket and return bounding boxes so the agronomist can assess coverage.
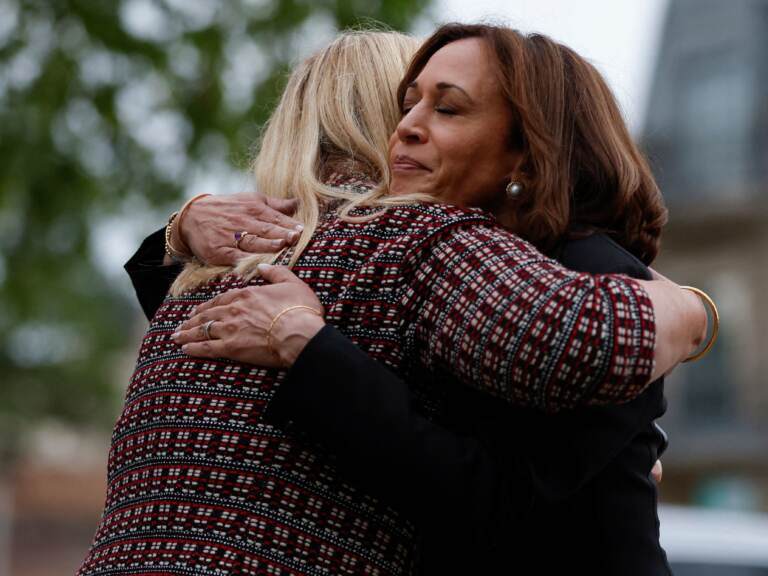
[125,229,671,575]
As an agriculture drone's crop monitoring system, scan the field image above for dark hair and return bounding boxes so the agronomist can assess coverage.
[398,23,667,264]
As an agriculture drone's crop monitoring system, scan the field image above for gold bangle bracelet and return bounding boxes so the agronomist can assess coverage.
[164,193,212,261]
[266,305,323,363]
[680,286,720,363]
[164,211,190,260]
[177,193,212,236]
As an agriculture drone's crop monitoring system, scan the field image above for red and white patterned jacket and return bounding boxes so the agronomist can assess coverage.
[79,199,655,576]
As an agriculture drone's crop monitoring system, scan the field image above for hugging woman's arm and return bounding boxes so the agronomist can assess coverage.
[109,23,711,576]
[120,22,708,576]
[125,222,676,576]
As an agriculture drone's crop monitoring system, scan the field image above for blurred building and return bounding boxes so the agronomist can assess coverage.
[644,0,768,510]
[7,460,106,576]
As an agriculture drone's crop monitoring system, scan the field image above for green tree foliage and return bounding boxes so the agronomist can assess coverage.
[0,0,432,458]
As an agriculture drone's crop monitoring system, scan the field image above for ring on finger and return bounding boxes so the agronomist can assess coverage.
[234,230,253,250]
[201,319,216,341]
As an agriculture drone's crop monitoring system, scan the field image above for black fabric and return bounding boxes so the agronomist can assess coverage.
[499,234,672,575]
[125,230,671,575]
[124,227,182,321]
[523,234,668,501]
[267,324,533,561]
[268,233,672,575]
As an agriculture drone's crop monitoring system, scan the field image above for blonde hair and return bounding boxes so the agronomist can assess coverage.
[171,30,420,294]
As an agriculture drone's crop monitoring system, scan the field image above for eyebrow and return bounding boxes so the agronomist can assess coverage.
[406,80,474,103]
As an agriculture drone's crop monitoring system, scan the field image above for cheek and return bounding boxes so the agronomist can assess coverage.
[474,127,515,175]
[438,133,505,204]
[434,128,478,179]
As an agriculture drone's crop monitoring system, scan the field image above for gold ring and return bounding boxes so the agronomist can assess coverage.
[680,286,719,363]
[234,231,250,249]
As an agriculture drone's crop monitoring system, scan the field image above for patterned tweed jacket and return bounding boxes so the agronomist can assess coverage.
[78,197,655,576]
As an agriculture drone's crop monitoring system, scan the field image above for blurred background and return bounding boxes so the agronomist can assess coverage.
[0,0,766,574]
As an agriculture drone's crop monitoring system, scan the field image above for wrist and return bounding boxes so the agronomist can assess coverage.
[165,211,193,261]
[271,311,326,367]
[170,216,192,256]
[680,286,719,363]
[681,289,706,350]
[174,193,211,259]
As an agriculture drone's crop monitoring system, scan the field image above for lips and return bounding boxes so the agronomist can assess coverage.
[391,154,431,171]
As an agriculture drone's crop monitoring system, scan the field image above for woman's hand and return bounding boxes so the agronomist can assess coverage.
[172,264,326,367]
[170,193,303,266]
[651,460,663,484]
[640,271,707,381]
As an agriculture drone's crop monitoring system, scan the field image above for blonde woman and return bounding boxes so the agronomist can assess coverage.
[103,26,708,576]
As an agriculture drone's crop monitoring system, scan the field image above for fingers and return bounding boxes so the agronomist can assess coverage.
[177,308,223,333]
[190,289,247,316]
[179,339,228,358]
[179,334,281,367]
[245,221,299,242]
[249,202,303,232]
[651,459,663,483]
[256,264,303,285]
[174,302,250,345]
[173,314,227,345]
[265,196,299,215]
[238,232,293,254]
[240,236,287,253]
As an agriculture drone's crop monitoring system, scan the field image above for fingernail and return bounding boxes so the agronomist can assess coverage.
[288,231,298,243]
[257,263,272,273]
[181,344,188,353]
[294,224,304,232]
[272,239,284,248]
[171,332,179,341]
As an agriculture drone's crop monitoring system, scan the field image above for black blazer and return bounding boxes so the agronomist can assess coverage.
[125,230,671,575]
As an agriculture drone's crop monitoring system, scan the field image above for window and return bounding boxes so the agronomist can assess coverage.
[676,49,754,200]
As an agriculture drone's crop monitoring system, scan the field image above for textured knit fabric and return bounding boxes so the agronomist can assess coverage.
[79,200,655,576]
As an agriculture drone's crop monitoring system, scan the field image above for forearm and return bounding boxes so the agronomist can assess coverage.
[265,325,533,548]
[640,279,706,380]
[124,228,183,320]
[414,236,658,411]
[413,227,703,412]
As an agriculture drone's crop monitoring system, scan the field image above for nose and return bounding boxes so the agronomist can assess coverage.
[395,107,427,144]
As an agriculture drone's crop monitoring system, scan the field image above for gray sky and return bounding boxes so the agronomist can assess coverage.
[432,0,670,133]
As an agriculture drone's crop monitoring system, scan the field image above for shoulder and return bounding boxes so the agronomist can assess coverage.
[343,201,503,249]
[386,202,495,232]
[383,205,556,286]
[559,233,652,280]
[392,203,545,260]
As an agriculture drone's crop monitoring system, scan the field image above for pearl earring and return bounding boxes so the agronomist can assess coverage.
[506,181,524,199]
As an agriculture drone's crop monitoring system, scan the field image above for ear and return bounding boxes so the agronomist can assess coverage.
[504,150,526,183]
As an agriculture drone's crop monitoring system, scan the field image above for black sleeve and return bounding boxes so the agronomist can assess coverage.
[124,228,183,321]
[503,234,672,575]
[523,233,666,501]
[265,233,668,573]
[266,325,533,552]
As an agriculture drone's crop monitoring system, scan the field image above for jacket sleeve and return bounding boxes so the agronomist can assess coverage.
[265,325,533,552]
[406,224,657,412]
[124,228,183,321]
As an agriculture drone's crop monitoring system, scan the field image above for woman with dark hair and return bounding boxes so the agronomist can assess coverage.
[115,24,711,576]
